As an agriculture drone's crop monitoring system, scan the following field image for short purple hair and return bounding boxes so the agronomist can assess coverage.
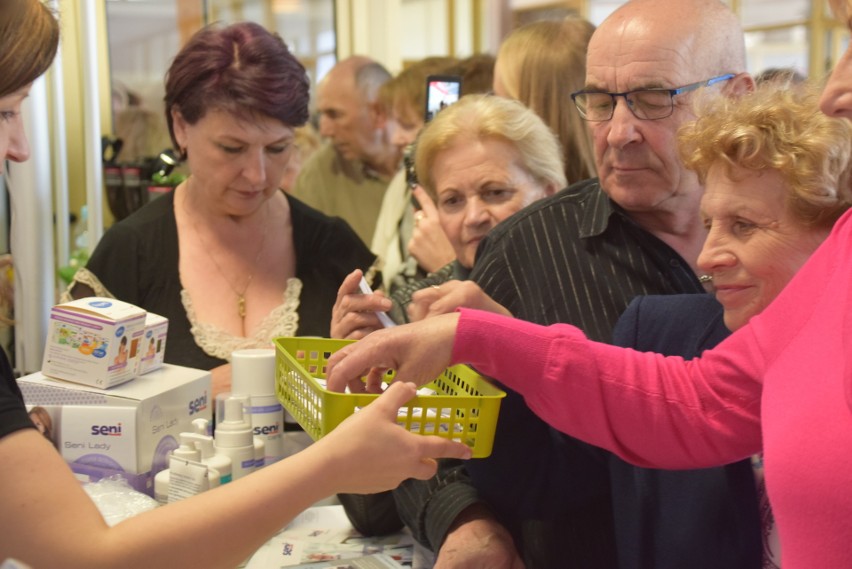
[164,21,310,152]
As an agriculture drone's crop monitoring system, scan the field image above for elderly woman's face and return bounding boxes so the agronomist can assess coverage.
[431,136,552,268]
[821,0,852,118]
[697,165,830,331]
[173,108,295,215]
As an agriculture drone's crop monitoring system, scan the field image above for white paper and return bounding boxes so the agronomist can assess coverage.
[358,277,397,328]
[246,506,425,569]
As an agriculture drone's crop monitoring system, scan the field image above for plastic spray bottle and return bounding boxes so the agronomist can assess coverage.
[154,433,220,504]
[214,395,257,480]
[191,418,231,484]
[231,348,285,466]
[184,432,232,485]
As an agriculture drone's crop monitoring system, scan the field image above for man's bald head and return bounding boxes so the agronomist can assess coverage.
[595,0,747,78]
[322,56,391,106]
[582,0,753,239]
[317,56,396,170]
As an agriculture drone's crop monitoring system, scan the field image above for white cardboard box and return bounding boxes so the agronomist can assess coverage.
[42,297,147,388]
[136,312,169,375]
[19,364,212,496]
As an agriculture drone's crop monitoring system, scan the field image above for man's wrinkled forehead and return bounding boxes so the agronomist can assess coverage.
[585,4,704,91]
[585,41,694,92]
[318,73,359,111]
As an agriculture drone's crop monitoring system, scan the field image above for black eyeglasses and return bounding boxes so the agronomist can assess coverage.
[570,74,735,121]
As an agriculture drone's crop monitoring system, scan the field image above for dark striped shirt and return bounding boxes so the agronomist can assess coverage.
[394,178,704,568]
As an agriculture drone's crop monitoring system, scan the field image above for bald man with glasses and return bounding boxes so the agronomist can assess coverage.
[390,1,759,568]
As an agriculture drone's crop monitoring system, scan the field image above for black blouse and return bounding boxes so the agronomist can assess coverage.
[74,190,377,371]
[0,350,34,441]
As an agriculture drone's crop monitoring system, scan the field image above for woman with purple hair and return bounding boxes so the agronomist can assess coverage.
[0,3,470,566]
[68,22,378,398]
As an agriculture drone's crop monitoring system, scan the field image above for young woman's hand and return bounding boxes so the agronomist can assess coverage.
[319,381,471,494]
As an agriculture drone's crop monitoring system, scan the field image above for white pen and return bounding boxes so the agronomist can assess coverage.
[358,276,397,328]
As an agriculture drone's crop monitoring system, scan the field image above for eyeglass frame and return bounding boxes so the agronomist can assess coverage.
[570,74,736,121]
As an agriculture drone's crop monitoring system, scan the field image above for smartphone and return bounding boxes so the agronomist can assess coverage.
[410,75,463,206]
[403,143,418,191]
[424,75,462,123]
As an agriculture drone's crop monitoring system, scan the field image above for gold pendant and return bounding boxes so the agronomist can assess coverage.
[238,295,246,319]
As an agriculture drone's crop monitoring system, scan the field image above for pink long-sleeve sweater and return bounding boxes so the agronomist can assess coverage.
[452,209,852,567]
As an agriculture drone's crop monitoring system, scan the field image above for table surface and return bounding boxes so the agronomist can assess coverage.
[245,505,434,569]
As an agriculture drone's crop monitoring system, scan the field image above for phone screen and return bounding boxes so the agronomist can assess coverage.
[425,75,462,122]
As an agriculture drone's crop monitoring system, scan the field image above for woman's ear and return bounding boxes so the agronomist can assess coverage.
[171,107,188,149]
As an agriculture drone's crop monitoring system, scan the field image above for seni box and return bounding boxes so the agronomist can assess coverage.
[42,297,147,388]
[19,364,212,496]
[137,312,169,375]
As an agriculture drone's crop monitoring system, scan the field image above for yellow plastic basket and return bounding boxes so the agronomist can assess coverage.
[274,337,506,458]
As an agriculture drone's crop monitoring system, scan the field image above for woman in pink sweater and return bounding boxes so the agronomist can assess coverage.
[327,9,852,564]
[329,166,852,568]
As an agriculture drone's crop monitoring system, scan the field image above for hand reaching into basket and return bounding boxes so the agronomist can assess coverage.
[326,312,460,394]
[315,381,471,492]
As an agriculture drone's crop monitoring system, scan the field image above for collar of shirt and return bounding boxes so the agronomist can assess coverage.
[574,179,618,239]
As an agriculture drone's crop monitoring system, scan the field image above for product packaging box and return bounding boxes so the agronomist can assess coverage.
[42,297,147,388]
[136,312,169,375]
[20,364,212,496]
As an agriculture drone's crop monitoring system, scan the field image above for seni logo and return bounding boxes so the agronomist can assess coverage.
[89,300,113,309]
[188,392,208,415]
[91,422,123,436]
[253,422,281,436]
[115,326,125,338]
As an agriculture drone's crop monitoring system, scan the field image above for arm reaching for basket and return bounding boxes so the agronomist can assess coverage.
[0,381,472,569]
[325,308,764,470]
[327,312,460,394]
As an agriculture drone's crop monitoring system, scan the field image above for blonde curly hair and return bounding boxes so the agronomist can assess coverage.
[679,81,852,228]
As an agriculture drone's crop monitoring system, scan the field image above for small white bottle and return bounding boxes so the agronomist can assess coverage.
[191,418,233,483]
[154,434,220,503]
[231,348,285,465]
[192,417,212,437]
[184,432,233,485]
[214,395,257,480]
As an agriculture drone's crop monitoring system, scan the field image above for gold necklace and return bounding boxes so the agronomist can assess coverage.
[182,185,270,320]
